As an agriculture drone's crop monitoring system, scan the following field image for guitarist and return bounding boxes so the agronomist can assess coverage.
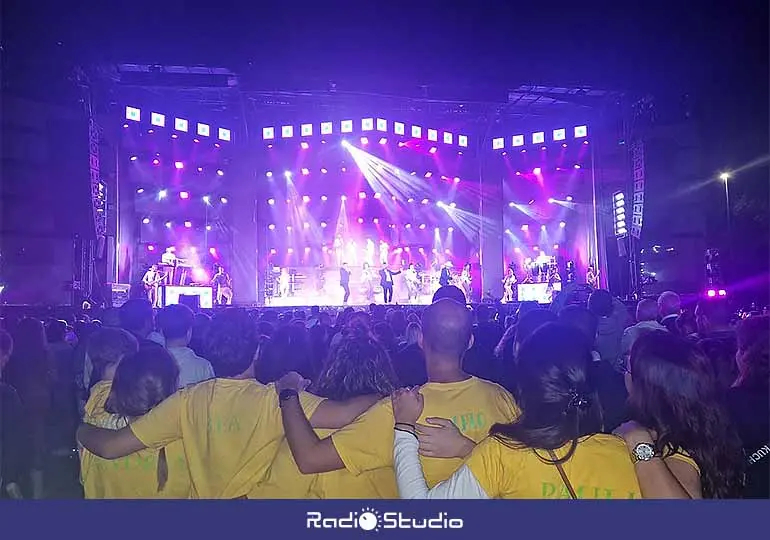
[141,265,164,308]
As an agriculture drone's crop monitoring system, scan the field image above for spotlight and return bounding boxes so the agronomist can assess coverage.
[152,158,160,166]
[220,197,228,204]
[174,161,184,170]
[147,245,155,251]
[405,223,412,229]
[429,147,437,154]
[508,202,515,208]
[541,225,547,231]
[521,224,529,231]
[267,198,275,205]
[718,289,727,296]
[453,177,460,183]
[574,164,581,169]
[142,217,150,224]
[198,167,204,172]
[287,225,293,232]
[707,289,716,298]
[449,202,457,208]
[301,168,309,176]
[533,167,542,175]
[303,222,310,229]
[288,248,294,254]
[268,224,276,230]
[391,195,397,201]
[359,192,367,199]
[424,172,433,178]
[448,226,455,233]
[184,221,192,228]
[266,171,273,178]
[165,221,172,228]
[398,141,407,148]
[136,188,145,194]
[302,195,311,203]
[434,227,440,232]
[270,248,277,255]
[320,168,328,174]
[341,140,351,148]
[566,195,573,202]
[505,228,512,234]
[341,167,347,172]
[158,189,168,199]
[130,155,138,161]
[419,224,426,230]
[374,192,382,199]
[357,218,364,224]
[373,218,379,224]
[548,198,555,204]
[300,142,309,150]
[180,191,190,199]
[284,171,292,179]
[341,195,347,201]
[379,137,387,145]
[320,221,328,228]
[304,246,311,253]
[360,137,369,145]
[206,225,212,231]
[320,195,328,201]
[559,221,566,228]
[421,198,429,205]
[407,198,415,203]
[216,169,224,176]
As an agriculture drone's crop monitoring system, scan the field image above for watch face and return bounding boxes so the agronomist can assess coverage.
[635,443,656,461]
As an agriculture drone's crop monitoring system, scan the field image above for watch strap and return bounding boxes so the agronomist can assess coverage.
[279,388,299,404]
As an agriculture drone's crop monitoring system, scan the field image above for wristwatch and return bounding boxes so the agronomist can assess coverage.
[631,442,658,463]
[279,388,298,405]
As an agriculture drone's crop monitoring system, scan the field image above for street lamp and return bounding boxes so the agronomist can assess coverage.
[719,172,731,238]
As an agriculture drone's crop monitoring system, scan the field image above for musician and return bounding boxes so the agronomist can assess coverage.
[439,261,453,287]
[161,247,176,265]
[211,265,233,306]
[379,262,401,304]
[404,263,420,303]
[360,262,375,302]
[141,265,163,308]
[502,266,517,303]
[339,262,351,305]
[279,268,291,298]
[586,265,600,289]
[459,262,472,303]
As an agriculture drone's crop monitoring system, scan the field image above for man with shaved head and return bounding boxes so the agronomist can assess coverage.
[277,298,518,497]
[657,291,681,333]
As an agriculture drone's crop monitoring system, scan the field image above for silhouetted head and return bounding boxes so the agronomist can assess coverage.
[419,299,473,363]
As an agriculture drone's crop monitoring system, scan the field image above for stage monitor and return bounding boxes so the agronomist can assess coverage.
[517,282,562,304]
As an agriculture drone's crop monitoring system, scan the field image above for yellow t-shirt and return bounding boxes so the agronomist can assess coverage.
[257,428,398,499]
[129,378,323,499]
[465,434,641,499]
[330,377,519,497]
[80,381,191,499]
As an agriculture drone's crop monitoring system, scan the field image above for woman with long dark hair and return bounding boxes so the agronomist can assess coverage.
[256,324,397,498]
[392,323,648,498]
[615,331,745,498]
[81,346,190,498]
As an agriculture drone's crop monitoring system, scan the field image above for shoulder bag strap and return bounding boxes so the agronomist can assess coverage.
[546,449,578,499]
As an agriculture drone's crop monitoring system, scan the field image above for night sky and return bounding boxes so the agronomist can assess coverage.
[3,1,768,296]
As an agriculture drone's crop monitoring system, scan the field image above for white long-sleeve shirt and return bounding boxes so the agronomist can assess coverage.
[393,430,489,499]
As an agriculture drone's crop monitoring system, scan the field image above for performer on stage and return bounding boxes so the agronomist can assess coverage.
[141,264,164,308]
[459,262,472,303]
[340,262,351,305]
[211,265,233,306]
[379,262,401,304]
[439,261,453,287]
[502,266,517,303]
[279,268,291,298]
[361,262,375,302]
[404,263,420,303]
[586,264,599,289]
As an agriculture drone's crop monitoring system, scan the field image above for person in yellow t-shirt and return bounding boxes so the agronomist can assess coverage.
[77,309,377,499]
[277,299,519,498]
[256,324,399,499]
[82,345,191,498]
[391,323,646,499]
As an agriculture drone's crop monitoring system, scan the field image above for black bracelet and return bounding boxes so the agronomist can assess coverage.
[394,427,418,440]
[394,422,415,429]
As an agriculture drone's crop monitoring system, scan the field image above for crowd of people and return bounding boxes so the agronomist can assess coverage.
[0,284,767,499]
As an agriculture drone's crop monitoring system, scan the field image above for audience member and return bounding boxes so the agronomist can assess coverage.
[615,331,744,498]
[81,346,189,498]
[727,316,769,498]
[657,291,681,333]
[431,285,467,305]
[393,322,428,387]
[118,299,162,345]
[1,329,28,499]
[157,304,214,388]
